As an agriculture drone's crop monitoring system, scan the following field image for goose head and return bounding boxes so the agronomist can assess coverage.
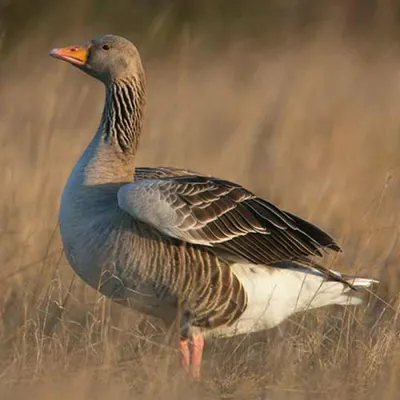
[49,34,144,84]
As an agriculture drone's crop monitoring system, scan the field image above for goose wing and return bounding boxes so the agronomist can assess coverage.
[120,169,341,269]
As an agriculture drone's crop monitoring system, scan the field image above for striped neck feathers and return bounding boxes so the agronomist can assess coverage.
[100,75,146,155]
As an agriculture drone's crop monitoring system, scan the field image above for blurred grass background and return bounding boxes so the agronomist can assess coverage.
[1,1,400,399]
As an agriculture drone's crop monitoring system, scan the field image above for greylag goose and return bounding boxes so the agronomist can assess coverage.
[49,34,378,380]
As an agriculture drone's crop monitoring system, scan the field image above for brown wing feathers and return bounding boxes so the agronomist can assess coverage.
[133,170,341,267]
[283,211,342,252]
[131,168,346,284]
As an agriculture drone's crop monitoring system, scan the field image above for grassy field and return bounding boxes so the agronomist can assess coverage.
[1,8,400,399]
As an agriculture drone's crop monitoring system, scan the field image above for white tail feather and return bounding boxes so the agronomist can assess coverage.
[333,276,378,306]
[345,277,379,288]
[208,264,378,339]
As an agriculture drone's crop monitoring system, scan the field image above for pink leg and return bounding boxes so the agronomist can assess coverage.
[179,338,190,373]
[178,335,205,381]
[189,334,204,381]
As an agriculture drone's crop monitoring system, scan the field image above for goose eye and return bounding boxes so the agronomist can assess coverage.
[102,44,110,51]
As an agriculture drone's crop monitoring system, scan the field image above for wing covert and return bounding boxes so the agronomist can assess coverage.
[118,171,341,265]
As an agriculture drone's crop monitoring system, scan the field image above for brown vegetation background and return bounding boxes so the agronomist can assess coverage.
[1,1,400,399]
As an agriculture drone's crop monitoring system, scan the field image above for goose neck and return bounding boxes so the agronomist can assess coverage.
[100,76,146,156]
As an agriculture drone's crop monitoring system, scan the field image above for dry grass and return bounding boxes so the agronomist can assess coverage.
[1,19,400,399]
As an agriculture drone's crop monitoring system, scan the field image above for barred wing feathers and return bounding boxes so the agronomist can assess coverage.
[120,171,341,272]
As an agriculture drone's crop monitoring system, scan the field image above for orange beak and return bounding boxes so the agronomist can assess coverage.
[49,45,89,67]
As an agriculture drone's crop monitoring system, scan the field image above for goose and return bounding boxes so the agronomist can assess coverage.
[49,34,378,380]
